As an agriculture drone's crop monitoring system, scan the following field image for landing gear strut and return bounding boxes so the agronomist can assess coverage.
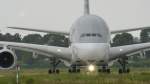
[118,57,130,74]
[68,64,80,73]
[98,64,110,73]
[48,57,61,74]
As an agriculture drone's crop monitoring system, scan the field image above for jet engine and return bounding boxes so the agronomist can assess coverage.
[0,48,17,69]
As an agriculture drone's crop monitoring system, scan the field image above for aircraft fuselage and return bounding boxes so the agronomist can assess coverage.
[70,15,111,65]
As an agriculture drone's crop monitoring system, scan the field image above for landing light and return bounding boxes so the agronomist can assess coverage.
[88,64,95,72]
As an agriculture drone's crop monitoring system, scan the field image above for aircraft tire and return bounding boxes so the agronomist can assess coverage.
[56,69,60,74]
[77,69,80,73]
[48,69,52,74]
[126,68,130,73]
[107,69,110,73]
[68,69,72,73]
[119,69,123,74]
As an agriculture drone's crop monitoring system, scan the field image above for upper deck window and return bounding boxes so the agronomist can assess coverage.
[80,33,102,38]
[92,34,96,36]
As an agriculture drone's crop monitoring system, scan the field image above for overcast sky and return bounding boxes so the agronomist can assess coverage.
[0,0,150,36]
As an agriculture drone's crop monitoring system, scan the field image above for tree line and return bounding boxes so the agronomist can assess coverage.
[0,33,69,47]
[112,27,150,46]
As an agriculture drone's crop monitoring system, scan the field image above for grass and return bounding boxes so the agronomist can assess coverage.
[0,68,150,84]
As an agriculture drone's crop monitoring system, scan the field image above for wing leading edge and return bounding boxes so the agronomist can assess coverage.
[0,41,72,61]
[110,42,150,60]
[7,27,69,35]
[111,27,150,34]
[8,26,150,35]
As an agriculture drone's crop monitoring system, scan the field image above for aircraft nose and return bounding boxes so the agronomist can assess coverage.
[74,43,109,63]
[78,48,100,60]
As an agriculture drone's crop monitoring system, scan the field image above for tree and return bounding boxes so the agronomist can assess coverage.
[140,28,150,43]
[112,34,122,46]
[112,33,134,46]
[140,28,150,58]
[42,33,69,47]
[22,34,42,44]
[0,33,4,41]
[12,33,22,42]
[2,33,15,41]
[0,33,21,42]
[42,34,51,44]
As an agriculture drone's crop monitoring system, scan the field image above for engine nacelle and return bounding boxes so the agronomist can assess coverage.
[0,48,17,69]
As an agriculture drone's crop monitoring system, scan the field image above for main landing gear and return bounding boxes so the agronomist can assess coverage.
[68,64,80,73]
[98,64,110,73]
[118,57,130,74]
[48,57,61,74]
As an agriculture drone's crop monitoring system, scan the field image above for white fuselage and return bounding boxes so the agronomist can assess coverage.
[71,43,110,64]
[70,15,111,65]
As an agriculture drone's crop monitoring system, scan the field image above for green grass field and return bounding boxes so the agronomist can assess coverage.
[0,68,150,84]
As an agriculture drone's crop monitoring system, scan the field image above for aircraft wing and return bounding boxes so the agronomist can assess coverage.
[7,27,69,35]
[109,42,150,60]
[111,27,150,34]
[0,41,72,61]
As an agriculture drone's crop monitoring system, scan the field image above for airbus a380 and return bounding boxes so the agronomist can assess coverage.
[0,0,150,74]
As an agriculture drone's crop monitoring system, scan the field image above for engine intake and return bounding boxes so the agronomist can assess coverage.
[0,49,16,69]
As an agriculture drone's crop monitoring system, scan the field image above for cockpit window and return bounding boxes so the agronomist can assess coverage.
[80,33,102,38]
[86,33,90,36]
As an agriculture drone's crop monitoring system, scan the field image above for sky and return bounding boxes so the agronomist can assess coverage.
[0,0,150,37]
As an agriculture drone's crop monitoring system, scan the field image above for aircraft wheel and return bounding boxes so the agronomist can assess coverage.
[98,69,102,72]
[126,68,130,73]
[48,69,60,74]
[68,69,72,73]
[56,69,60,74]
[68,68,80,73]
[119,69,123,74]
[98,68,110,73]
[107,69,110,73]
[68,69,75,73]
[77,69,80,73]
[48,69,52,74]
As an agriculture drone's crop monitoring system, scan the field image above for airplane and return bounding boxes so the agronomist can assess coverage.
[0,0,150,74]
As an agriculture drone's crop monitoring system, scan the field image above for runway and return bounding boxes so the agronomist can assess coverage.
[0,68,149,84]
